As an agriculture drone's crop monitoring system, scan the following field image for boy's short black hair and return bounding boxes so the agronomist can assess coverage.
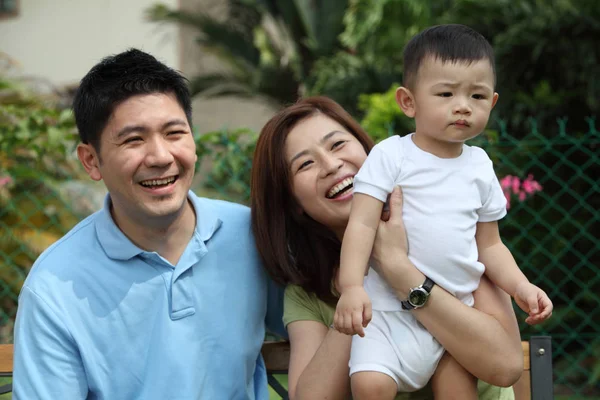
[73,48,192,152]
[403,24,496,89]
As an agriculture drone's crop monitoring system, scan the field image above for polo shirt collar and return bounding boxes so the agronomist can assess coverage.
[95,191,222,261]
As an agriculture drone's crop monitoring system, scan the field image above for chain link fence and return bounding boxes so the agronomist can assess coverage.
[1,118,598,397]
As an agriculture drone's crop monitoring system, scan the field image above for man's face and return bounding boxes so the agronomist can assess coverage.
[78,92,197,226]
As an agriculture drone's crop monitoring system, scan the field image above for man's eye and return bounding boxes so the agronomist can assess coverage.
[124,137,142,143]
[168,130,186,135]
[332,140,346,149]
[438,92,452,97]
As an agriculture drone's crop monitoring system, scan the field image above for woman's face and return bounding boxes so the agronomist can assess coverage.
[285,113,368,236]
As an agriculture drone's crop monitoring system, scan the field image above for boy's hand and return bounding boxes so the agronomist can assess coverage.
[334,286,372,337]
[514,281,553,325]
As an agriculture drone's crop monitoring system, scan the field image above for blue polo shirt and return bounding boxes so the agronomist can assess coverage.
[13,191,285,399]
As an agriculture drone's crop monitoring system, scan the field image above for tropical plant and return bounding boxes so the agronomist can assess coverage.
[356,84,412,141]
[194,127,258,204]
[146,0,348,106]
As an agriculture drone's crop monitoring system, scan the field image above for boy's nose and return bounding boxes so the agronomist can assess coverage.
[453,100,472,114]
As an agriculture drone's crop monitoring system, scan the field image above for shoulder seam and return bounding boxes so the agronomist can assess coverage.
[20,285,78,344]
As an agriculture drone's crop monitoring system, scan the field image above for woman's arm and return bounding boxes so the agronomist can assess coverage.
[287,321,352,400]
[372,187,523,387]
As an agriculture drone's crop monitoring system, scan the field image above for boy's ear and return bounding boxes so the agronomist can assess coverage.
[77,143,103,181]
[396,87,416,118]
[491,92,499,109]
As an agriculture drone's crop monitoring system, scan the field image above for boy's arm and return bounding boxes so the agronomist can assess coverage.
[476,221,553,324]
[338,193,385,289]
[13,286,88,399]
[475,221,528,296]
[335,193,384,336]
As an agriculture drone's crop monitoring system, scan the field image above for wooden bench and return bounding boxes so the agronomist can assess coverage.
[0,337,553,399]
[261,336,554,400]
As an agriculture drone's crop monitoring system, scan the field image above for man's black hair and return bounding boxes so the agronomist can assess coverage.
[73,48,192,151]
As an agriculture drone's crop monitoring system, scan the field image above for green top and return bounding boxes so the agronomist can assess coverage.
[283,285,514,400]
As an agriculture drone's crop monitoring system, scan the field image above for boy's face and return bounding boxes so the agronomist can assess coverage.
[400,56,498,151]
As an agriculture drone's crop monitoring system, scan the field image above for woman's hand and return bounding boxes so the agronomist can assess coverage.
[371,186,408,266]
[371,185,426,298]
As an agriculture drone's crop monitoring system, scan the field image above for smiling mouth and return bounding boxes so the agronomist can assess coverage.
[327,177,354,199]
[139,175,178,188]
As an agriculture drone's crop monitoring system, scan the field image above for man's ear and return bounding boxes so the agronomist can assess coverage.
[491,92,499,109]
[396,86,416,118]
[77,143,102,181]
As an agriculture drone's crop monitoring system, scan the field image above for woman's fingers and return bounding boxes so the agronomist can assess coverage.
[387,186,404,223]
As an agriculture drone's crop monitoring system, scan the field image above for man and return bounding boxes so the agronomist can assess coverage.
[13,48,284,399]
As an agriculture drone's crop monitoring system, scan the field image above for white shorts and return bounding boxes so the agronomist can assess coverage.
[349,309,445,392]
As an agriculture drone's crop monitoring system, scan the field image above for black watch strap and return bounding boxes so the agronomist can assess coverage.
[422,277,435,292]
[401,277,435,310]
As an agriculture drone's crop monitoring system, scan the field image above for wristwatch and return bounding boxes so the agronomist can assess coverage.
[401,277,435,310]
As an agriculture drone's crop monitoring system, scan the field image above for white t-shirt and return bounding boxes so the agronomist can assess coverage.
[354,134,507,310]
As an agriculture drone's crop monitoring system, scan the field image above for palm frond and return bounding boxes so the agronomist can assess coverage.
[147,4,260,66]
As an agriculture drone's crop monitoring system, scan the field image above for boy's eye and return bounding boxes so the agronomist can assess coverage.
[472,94,486,100]
[437,92,452,97]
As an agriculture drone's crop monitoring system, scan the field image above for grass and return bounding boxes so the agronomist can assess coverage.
[0,377,11,400]
[268,374,288,400]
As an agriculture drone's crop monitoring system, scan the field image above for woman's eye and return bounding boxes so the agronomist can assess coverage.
[438,92,452,97]
[331,140,346,149]
[298,160,313,171]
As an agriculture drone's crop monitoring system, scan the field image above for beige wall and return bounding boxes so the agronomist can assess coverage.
[0,0,179,86]
[0,0,278,133]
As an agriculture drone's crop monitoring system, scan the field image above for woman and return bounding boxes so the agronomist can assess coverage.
[251,96,523,399]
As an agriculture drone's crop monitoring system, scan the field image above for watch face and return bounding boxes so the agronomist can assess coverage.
[408,288,428,306]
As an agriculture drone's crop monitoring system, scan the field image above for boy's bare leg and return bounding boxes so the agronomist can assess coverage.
[352,371,397,400]
[431,352,478,400]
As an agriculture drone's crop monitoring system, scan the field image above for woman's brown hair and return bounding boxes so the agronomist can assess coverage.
[251,96,375,304]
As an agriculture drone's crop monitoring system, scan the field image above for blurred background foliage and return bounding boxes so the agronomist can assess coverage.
[0,52,93,342]
[147,0,599,132]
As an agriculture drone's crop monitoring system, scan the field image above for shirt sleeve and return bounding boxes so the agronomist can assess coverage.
[474,148,507,222]
[478,172,508,222]
[265,278,288,339]
[13,286,88,400]
[282,285,328,328]
[353,137,403,203]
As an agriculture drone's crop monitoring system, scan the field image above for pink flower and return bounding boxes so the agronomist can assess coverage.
[522,174,542,194]
[499,173,542,211]
[504,191,512,210]
[500,175,513,190]
[0,176,12,187]
[511,176,521,194]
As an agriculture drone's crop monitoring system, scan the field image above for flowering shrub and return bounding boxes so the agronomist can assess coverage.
[500,174,543,209]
